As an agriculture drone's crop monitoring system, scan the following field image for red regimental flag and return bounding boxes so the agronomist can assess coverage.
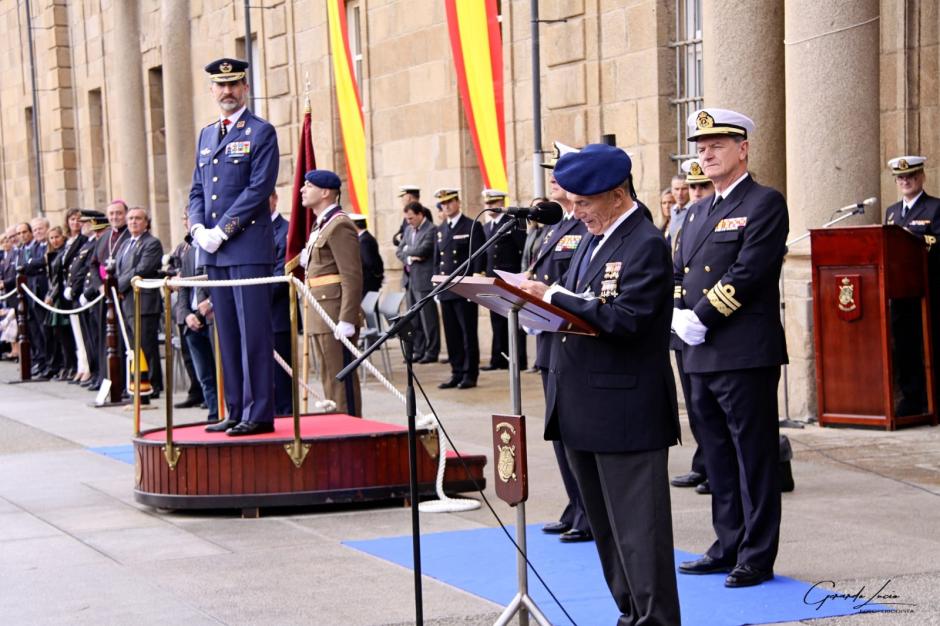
[286,106,317,278]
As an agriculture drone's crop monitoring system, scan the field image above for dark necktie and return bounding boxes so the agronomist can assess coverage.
[709,195,724,215]
[219,118,230,140]
[575,234,603,288]
[901,204,909,220]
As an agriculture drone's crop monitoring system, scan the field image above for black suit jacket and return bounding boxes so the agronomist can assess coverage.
[20,241,49,298]
[483,215,527,276]
[673,174,789,374]
[545,209,680,453]
[86,226,129,299]
[358,229,384,295]
[117,231,164,316]
[433,213,486,301]
[885,192,940,274]
[271,213,290,333]
[527,216,587,369]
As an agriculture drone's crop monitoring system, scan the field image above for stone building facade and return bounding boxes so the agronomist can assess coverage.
[0,0,936,419]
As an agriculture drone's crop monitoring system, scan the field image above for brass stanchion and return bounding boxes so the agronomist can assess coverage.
[132,277,142,437]
[284,278,310,468]
[162,282,180,469]
[212,314,225,421]
[14,273,32,382]
[301,298,310,413]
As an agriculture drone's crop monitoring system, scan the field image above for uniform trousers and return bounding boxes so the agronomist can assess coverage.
[273,329,294,416]
[405,281,439,360]
[207,264,274,424]
[440,298,479,382]
[674,350,706,477]
[566,446,680,626]
[690,366,781,571]
[124,312,163,394]
[541,370,589,533]
[312,331,361,416]
[488,311,527,369]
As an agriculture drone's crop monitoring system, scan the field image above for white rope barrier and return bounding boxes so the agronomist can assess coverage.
[18,284,104,315]
[272,349,336,411]
[131,273,480,513]
[0,289,17,302]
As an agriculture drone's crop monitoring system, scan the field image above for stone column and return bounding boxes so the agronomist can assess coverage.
[702,0,786,193]
[162,0,195,244]
[110,1,149,208]
[783,0,880,419]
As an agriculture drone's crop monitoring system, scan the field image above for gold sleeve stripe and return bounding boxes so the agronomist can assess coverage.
[707,281,741,317]
[707,290,733,316]
[674,285,683,299]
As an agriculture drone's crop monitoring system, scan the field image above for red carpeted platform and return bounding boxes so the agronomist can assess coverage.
[134,413,486,514]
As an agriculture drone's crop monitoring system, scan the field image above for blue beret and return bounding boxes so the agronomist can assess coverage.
[553,144,632,195]
[204,58,248,83]
[304,169,342,190]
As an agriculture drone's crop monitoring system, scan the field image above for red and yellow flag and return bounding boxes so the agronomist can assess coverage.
[445,0,507,191]
[326,0,369,215]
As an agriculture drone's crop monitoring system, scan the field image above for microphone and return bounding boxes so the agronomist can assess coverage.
[834,197,877,213]
[490,201,563,225]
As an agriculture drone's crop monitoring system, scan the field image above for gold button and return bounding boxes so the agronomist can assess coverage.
[211,194,217,200]
[543,274,549,281]
[682,288,687,295]
[212,176,218,182]
[703,288,708,294]
[211,212,217,218]
[705,265,711,272]
[684,267,690,273]
[453,250,457,255]
[561,336,567,343]
[250,220,255,225]
[213,158,218,164]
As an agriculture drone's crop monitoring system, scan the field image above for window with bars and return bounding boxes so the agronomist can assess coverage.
[670,0,703,164]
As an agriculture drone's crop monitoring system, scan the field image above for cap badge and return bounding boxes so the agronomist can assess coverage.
[899,158,909,170]
[696,111,715,130]
[219,62,232,73]
[690,162,703,176]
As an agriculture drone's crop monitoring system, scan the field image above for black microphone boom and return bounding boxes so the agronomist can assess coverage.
[491,201,563,225]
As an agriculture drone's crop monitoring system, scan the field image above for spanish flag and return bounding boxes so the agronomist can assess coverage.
[445,0,508,192]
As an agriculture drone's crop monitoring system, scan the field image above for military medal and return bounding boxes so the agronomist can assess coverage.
[200,147,210,156]
[245,127,252,135]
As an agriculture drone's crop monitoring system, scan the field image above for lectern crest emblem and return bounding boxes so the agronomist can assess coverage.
[836,275,862,322]
[495,422,517,483]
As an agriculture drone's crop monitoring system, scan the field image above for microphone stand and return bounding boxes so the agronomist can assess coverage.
[779,205,867,428]
[336,214,528,626]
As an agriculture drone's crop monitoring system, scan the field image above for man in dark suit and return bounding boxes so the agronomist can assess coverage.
[526,141,592,543]
[433,188,485,389]
[350,214,384,295]
[270,191,293,417]
[14,221,50,377]
[884,155,940,415]
[672,108,789,588]
[521,144,681,625]
[189,58,279,436]
[670,158,715,495]
[83,201,130,391]
[481,189,527,371]
[168,213,205,410]
[396,201,439,363]
[116,207,165,398]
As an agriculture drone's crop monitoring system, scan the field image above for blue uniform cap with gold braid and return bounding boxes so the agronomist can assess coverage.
[204,58,248,83]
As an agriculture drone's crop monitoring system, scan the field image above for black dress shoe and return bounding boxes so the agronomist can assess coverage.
[541,521,571,534]
[695,480,712,495]
[671,471,706,488]
[457,379,477,389]
[226,421,275,436]
[80,379,96,388]
[174,397,203,409]
[678,555,735,575]
[559,529,593,543]
[725,564,773,588]
[150,391,161,400]
[480,364,506,371]
[438,378,460,389]
[417,356,437,364]
[200,403,209,409]
[205,418,240,433]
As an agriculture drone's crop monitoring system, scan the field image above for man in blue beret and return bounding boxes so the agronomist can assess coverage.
[188,57,279,436]
[521,143,681,625]
[299,169,363,416]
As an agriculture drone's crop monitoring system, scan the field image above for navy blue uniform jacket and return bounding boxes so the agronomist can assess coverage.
[673,174,789,374]
[434,214,486,301]
[188,109,279,267]
[545,209,680,453]
[271,213,290,333]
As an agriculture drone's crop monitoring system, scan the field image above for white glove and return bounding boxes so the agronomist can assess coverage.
[334,320,356,340]
[79,294,89,306]
[300,246,310,268]
[192,224,212,250]
[671,308,707,346]
[63,287,72,301]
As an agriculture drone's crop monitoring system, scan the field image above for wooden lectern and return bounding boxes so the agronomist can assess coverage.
[810,224,937,429]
